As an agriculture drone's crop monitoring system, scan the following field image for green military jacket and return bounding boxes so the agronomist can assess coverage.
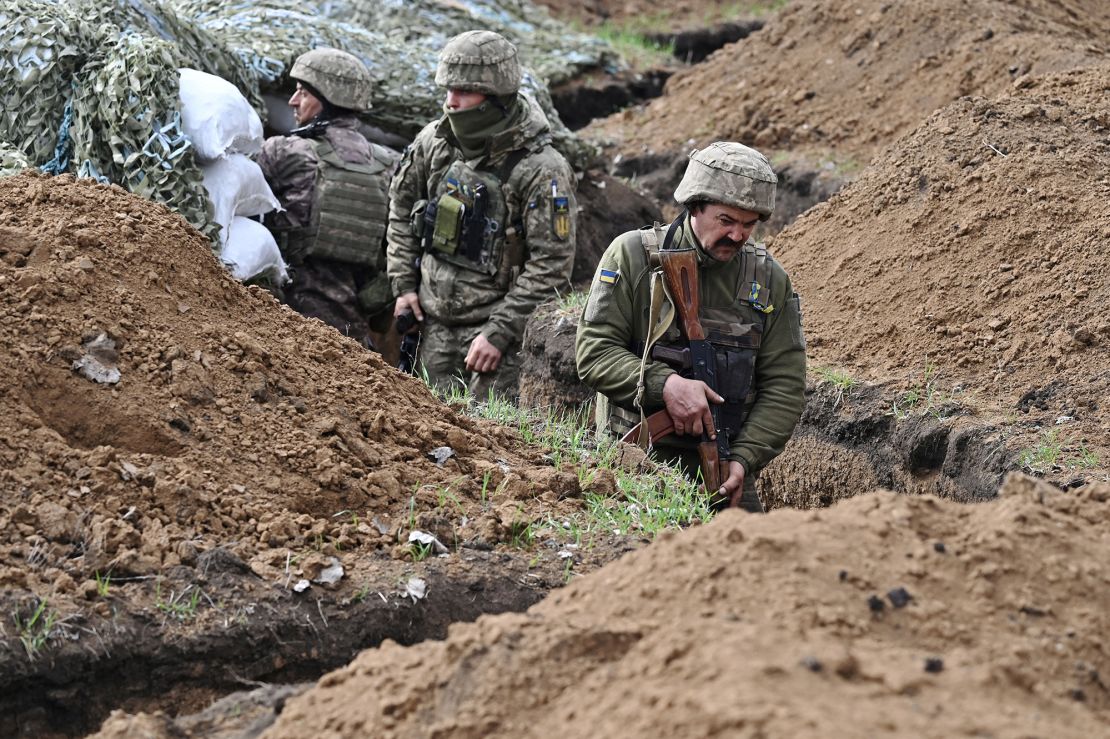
[575,214,806,474]
[386,93,576,352]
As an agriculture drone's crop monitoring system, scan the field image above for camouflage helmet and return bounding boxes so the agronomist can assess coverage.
[674,142,777,221]
[435,30,521,96]
[290,48,373,112]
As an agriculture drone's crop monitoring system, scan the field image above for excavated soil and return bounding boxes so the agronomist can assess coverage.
[184,474,1110,738]
[534,0,762,30]
[774,65,1110,463]
[586,0,1110,165]
[0,172,633,736]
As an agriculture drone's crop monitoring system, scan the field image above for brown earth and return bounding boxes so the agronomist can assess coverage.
[0,172,639,736]
[534,0,764,30]
[195,474,1110,738]
[586,0,1110,165]
[774,65,1110,464]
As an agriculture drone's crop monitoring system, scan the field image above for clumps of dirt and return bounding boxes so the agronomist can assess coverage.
[586,0,1110,164]
[241,474,1110,737]
[773,66,1110,428]
[0,171,582,603]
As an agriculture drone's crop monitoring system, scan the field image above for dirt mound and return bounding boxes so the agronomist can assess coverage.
[586,0,1110,163]
[242,474,1110,737]
[0,171,587,618]
[774,65,1109,439]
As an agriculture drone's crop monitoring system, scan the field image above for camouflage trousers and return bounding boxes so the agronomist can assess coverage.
[282,257,390,350]
[417,318,521,401]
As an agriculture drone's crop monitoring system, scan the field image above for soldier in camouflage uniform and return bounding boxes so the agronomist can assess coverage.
[386,30,576,398]
[258,48,398,349]
[576,142,806,512]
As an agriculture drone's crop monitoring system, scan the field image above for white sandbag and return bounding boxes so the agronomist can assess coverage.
[221,217,289,284]
[202,154,280,247]
[179,68,264,161]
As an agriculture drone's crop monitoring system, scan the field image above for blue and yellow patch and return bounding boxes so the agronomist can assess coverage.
[598,268,620,285]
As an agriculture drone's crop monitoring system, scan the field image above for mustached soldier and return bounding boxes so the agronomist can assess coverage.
[387,30,576,398]
[576,142,806,512]
[258,48,398,348]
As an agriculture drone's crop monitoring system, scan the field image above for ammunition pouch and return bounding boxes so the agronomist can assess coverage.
[356,272,393,314]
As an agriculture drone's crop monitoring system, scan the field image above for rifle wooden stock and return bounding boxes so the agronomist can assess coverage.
[620,409,674,445]
[659,247,707,341]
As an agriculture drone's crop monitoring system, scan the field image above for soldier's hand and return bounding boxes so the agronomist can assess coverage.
[466,334,502,374]
[394,292,424,322]
[662,374,723,438]
[719,460,746,508]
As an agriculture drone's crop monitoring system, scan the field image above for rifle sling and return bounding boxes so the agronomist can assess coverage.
[632,211,686,449]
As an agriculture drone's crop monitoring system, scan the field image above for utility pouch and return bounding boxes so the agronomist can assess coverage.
[496,225,526,290]
[410,199,428,240]
[428,193,465,256]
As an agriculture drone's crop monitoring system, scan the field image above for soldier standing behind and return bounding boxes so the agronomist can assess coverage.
[386,30,577,399]
[258,48,398,349]
[576,143,806,512]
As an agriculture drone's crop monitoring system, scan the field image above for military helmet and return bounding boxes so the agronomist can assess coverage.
[435,30,521,96]
[674,142,777,221]
[290,48,373,112]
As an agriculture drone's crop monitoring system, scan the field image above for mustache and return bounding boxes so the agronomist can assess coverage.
[712,236,743,249]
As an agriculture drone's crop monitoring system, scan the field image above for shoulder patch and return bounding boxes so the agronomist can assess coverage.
[598,268,620,285]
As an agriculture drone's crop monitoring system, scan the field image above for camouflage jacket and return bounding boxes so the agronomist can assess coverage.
[258,116,397,238]
[575,215,806,474]
[386,93,576,352]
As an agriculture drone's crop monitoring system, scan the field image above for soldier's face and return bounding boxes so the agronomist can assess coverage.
[690,203,761,262]
[445,89,488,112]
[289,83,323,125]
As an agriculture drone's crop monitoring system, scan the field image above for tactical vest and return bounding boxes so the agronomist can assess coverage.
[605,219,775,446]
[284,136,391,267]
[418,151,527,291]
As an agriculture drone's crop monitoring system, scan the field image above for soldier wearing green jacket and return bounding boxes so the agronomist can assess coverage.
[386,30,576,398]
[259,48,398,349]
[576,142,806,512]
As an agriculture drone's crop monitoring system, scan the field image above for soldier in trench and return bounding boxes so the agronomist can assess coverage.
[386,30,577,399]
[258,48,398,350]
[575,143,807,512]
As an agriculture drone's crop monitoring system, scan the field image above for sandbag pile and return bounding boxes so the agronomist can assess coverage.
[180,68,286,284]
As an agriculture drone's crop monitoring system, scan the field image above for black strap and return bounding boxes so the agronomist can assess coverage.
[660,209,687,251]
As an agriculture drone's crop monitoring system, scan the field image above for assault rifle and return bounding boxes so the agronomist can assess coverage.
[396,309,420,375]
[624,244,729,494]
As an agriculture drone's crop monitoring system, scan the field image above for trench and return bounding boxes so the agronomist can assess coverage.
[1,565,552,738]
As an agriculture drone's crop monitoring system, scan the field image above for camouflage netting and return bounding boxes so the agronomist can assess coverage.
[321,0,617,85]
[0,142,29,177]
[170,0,599,163]
[2,0,605,246]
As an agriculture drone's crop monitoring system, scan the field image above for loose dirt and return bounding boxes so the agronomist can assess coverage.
[774,65,1110,460]
[586,0,1110,165]
[229,474,1110,738]
[0,172,628,735]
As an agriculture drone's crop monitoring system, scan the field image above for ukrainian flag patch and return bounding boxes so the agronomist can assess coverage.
[598,268,620,285]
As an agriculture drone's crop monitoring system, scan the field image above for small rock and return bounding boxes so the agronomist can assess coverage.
[428,446,455,466]
[933,541,946,553]
[867,595,885,612]
[292,579,310,593]
[887,587,913,609]
[76,257,95,271]
[404,577,427,601]
[838,569,848,581]
[924,657,944,673]
[801,656,823,672]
